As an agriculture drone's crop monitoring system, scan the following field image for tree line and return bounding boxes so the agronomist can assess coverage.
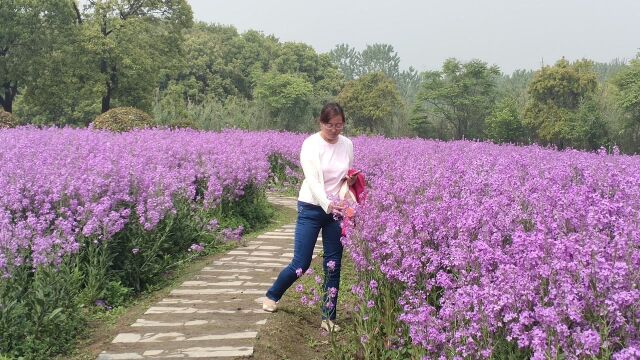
[1,1,639,153]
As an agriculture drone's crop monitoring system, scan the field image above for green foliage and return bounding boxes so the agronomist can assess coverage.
[15,15,102,126]
[573,98,609,151]
[83,0,193,113]
[359,44,401,81]
[328,43,361,81]
[485,98,526,144]
[0,110,19,128]
[338,72,403,133]
[497,69,535,110]
[168,119,199,130]
[592,58,628,83]
[91,107,153,132]
[152,95,274,131]
[254,72,313,111]
[162,23,246,102]
[272,42,327,83]
[611,54,640,153]
[254,72,314,130]
[412,58,500,140]
[0,0,77,113]
[524,59,604,149]
[527,59,597,110]
[0,260,85,359]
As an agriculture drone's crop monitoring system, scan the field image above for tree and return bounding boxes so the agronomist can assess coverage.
[397,66,421,103]
[359,44,401,81]
[0,0,77,112]
[611,54,640,153]
[164,23,242,103]
[231,30,279,99]
[272,42,326,83]
[573,98,609,151]
[80,0,193,113]
[497,69,535,110]
[328,43,360,81]
[523,58,601,149]
[485,98,526,144]
[253,71,313,130]
[412,58,500,140]
[328,43,402,82]
[337,72,402,133]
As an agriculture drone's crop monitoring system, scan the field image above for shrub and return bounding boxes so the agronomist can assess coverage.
[0,110,19,128]
[91,107,153,132]
[169,119,198,130]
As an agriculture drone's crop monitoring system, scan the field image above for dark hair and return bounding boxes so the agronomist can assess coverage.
[318,102,345,124]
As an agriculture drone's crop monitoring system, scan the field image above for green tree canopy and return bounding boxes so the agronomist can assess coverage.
[80,0,193,112]
[523,58,604,149]
[0,0,77,112]
[359,43,400,81]
[337,72,402,133]
[253,71,313,130]
[485,98,526,144]
[412,58,500,140]
[611,54,640,153]
[328,43,360,81]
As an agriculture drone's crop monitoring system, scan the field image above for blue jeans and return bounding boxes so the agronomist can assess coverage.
[266,201,343,320]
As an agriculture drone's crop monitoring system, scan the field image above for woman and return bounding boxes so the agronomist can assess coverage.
[263,102,355,332]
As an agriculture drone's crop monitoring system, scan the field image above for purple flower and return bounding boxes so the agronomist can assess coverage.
[327,260,336,271]
[295,268,303,277]
[188,243,204,253]
[325,300,335,309]
[328,287,338,298]
[369,279,378,294]
[295,284,304,293]
[207,219,219,231]
[95,299,112,310]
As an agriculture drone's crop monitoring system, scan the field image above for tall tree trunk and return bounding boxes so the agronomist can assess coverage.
[0,84,17,112]
[100,16,111,113]
[101,79,111,113]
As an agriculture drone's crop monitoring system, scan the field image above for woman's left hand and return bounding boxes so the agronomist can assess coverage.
[345,174,356,186]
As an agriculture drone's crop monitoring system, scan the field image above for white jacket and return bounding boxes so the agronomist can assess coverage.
[297,133,354,213]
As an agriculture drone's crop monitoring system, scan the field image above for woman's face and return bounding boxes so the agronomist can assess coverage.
[319,115,345,143]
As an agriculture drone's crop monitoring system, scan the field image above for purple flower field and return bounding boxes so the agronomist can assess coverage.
[0,128,303,274]
[344,138,640,359]
[1,128,639,358]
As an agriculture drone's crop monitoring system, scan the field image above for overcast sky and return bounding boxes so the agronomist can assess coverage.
[187,0,639,74]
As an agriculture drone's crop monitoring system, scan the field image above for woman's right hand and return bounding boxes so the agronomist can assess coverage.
[328,202,346,215]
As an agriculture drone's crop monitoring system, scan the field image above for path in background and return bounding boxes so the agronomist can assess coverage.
[97,194,318,359]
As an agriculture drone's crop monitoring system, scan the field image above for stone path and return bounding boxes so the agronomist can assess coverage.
[97,194,316,359]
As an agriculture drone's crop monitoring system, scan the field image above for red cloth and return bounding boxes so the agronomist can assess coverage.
[347,169,366,204]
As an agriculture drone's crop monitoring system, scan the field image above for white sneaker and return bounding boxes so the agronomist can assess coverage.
[262,298,277,312]
[320,319,341,332]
